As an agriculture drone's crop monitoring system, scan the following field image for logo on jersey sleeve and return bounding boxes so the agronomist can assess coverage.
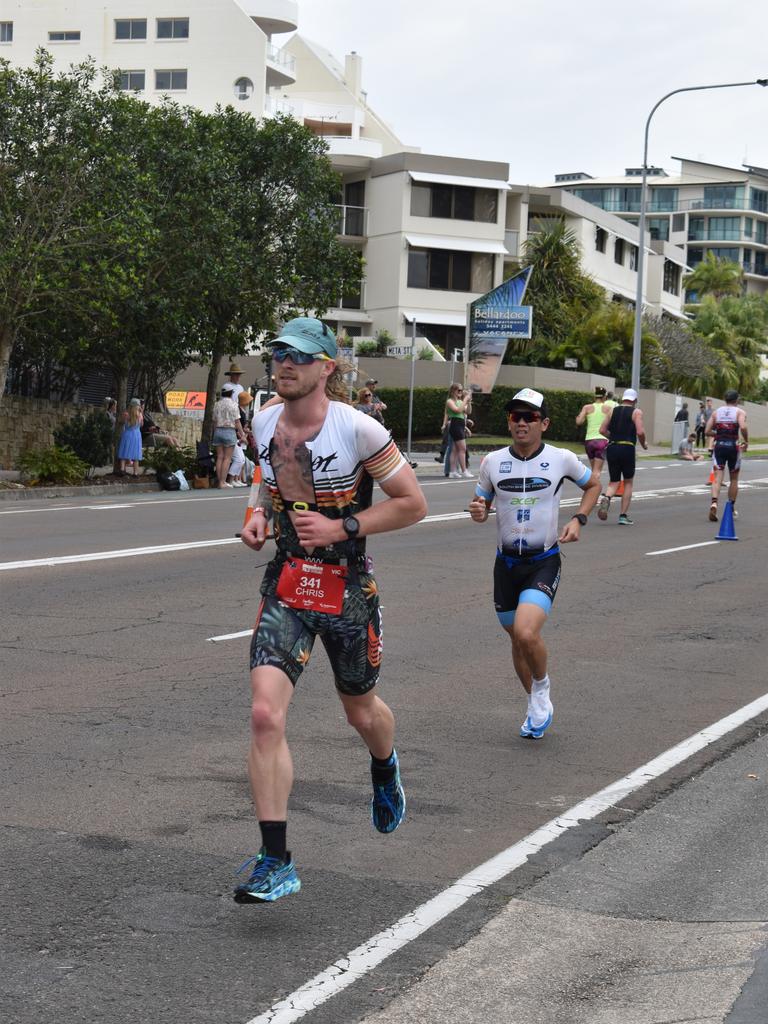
[497,477,551,492]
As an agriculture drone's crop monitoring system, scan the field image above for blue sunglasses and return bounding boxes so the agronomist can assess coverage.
[271,346,329,366]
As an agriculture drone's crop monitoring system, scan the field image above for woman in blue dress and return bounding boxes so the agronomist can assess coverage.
[117,397,143,475]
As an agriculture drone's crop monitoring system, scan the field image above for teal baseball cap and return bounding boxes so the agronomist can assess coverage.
[271,317,337,358]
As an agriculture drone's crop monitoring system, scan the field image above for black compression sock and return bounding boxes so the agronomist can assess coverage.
[370,750,396,785]
[259,820,287,860]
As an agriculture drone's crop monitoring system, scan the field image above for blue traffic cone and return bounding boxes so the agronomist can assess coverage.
[716,500,738,541]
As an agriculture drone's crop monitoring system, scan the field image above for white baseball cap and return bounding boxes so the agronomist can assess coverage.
[622,388,638,402]
[509,387,545,409]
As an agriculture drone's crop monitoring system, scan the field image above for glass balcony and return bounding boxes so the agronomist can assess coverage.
[504,229,519,257]
[266,43,296,72]
[334,204,367,237]
[687,230,742,242]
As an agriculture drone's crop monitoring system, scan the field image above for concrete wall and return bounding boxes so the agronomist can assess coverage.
[639,391,768,447]
[0,397,200,469]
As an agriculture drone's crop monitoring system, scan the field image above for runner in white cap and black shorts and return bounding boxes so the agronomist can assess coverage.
[468,388,600,739]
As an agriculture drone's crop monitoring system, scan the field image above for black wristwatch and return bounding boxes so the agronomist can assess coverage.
[342,515,361,539]
[571,513,588,526]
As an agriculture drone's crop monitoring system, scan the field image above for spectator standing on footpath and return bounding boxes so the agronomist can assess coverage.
[365,379,387,423]
[706,389,748,521]
[355,386,384,423]
[211,384,246,489]
[236,317,427,903]
[694,402,708,449]
[468,388,600,740]
[224,363,245,406]
[597,388,648,525]
[116,397,143,476]
[704,398,714,451]
[674,403,690,431]
[575,386,617,482]
[445,383,473,479]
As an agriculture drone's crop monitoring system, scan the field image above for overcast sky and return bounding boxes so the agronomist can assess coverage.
[288,0,768,185]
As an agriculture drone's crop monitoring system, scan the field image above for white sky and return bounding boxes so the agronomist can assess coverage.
[287,0,768,185]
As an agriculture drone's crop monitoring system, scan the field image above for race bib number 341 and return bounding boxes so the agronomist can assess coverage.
[276,559,347,614]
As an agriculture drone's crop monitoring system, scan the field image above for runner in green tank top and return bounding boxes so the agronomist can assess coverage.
[575,387,617,480]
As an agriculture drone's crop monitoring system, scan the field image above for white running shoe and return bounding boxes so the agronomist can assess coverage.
[462,469,475,478]
[449,471,462,479]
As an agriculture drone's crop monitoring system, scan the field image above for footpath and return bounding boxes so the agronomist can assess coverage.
[362,727,768,1024]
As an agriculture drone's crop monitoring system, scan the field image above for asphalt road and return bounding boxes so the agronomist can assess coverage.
[2,456,767,1024]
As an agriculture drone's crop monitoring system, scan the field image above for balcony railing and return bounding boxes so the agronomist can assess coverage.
[743,261,768,276]
[266,43,296,74]
[687,230,742,242]
[334,204,367,237]
[570,193,768,216]
[264,96,296,117]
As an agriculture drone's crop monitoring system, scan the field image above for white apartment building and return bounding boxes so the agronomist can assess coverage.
[556,159,768,298]
[0,0,298,116]
[512,187,687,319]
[277,36,512,358]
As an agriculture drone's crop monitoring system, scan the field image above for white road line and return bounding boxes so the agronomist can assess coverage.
[208,628,253,643]
[0,493,245,515]
[646,540,721,556]
[245,691,768,1024]
[0,537,240,571]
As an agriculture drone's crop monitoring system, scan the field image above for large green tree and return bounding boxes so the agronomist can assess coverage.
[504,218,604,364]
[181,109,361,442]
[690,294,767,397]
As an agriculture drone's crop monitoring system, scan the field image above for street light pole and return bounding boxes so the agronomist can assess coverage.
[631,78,768,392]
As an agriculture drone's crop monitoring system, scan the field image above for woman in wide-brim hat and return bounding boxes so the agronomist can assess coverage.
[225,363,244,375]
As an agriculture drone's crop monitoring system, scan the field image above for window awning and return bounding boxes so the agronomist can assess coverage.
[403,310,466,327]
[405,233,508,255]
[409,171,510,191]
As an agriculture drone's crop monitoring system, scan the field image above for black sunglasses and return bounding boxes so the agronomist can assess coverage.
[271,346,325,365]
[507,409,542,423]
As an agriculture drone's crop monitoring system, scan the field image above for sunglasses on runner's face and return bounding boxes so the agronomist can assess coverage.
[271,346,329,365]
[507,409,542,424]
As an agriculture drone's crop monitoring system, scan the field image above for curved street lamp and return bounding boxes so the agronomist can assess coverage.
[630,78,768,391]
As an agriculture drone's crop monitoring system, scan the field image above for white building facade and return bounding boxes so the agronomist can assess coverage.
[556,159,768,299]
[0,0,298,116]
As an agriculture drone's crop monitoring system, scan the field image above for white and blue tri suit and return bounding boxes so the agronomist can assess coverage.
[475,443,592,626]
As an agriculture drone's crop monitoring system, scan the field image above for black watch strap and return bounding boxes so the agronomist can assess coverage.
[572,513,588,526]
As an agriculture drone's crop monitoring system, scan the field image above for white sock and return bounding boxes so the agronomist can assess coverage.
[530,676,552,725]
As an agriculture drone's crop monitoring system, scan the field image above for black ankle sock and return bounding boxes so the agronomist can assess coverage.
[259,820,287,860]
[370,750,396,785]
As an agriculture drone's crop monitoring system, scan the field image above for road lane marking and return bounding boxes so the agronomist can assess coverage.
[0,537,241,571]
[0,493,246,515]
[208,629,252,643]
[647,541,721,556]
[244,690,768,1024]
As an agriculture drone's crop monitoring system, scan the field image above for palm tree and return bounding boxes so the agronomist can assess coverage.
[683,252,743,302]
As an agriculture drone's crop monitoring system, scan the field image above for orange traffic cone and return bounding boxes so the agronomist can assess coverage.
[708,469,715,484]
[615,480,625,497]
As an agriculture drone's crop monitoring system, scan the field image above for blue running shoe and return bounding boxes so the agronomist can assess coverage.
[520,710,553,740]
[371,750,406,833]
[233,848,301,904]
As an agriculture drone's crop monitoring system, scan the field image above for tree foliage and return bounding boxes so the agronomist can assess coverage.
[683,252,744,301]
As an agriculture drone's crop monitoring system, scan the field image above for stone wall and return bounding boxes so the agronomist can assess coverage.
[0,397,201,470]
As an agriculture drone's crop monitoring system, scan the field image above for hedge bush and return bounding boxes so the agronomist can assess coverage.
[18,445,88,485]
[378,386,596,442]
[53,410,113,475]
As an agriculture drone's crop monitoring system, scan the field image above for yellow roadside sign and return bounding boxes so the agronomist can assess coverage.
[165,391,187,409]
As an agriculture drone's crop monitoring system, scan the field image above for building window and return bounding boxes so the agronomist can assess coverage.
[157,18,189,39]
[650,188,677,212]
[614,238,625,265]
[234,77,253,101]
[410,183,497,223]
[0,22,12,42]
[663,261,680,295]
[115,19,147,40]
[407,247,490,292]
[756,221,767,245]
[672,213,685,233]
[617,187,641,212]
[647,218,669,242]
[706,247,740,262]
[707,216,740,240]
[688,217,705,241]
[48,30,81,41]
[572,187,612,210]
[703,185,744,210]
[119,70,145,92]
[750,188,768,213]
[595,227,607,252]
[628,245,638,271]
[155,69,187,91]
[744,217,753,238]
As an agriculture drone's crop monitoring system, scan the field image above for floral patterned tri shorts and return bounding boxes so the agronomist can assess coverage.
[249,561,383,695]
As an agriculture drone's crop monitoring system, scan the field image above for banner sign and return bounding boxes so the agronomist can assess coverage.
[467,267,534,393]
[165,391,187,410]
[184,391,206,410]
